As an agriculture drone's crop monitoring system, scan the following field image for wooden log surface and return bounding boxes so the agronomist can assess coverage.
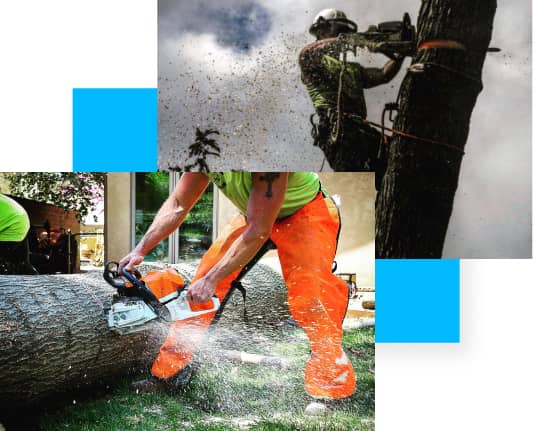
[376,0,497,257]
[0,263,288,408]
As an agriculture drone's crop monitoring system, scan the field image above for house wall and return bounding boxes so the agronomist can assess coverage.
[215,173,375,287]
[8,196,80,234]
[319,173,374,287]
[104,173,133,263]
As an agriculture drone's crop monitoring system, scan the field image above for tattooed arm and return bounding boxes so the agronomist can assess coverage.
[187,173,288,302]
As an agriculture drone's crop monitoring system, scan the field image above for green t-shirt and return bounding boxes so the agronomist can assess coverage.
[0,194,30,242]
[207,172,321,219]
[303,53,367,117]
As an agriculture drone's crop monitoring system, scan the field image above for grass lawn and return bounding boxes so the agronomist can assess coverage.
[35,326,374,431]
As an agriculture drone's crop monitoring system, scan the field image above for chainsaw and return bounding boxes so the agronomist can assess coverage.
[103,261,220,335]
[338,13,416,58]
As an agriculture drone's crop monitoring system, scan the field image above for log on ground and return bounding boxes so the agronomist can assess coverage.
[0,263,288,408]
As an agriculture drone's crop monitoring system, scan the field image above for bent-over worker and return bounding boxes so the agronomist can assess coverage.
[120,172,355,400]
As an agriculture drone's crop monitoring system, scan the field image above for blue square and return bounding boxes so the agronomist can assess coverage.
[375,259,460,343]
[73,88,157,171]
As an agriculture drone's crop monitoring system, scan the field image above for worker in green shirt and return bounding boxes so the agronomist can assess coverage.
[299,8,405,174]
[0,193,37,274]
[121,172,356,401]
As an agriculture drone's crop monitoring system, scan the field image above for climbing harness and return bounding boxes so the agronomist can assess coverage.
[328,37,476,159]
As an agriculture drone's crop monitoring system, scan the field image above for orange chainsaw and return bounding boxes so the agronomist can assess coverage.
[103,261,220,335]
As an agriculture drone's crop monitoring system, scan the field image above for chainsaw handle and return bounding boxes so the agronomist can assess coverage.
[103,261,143,289]
[103,261,127,289]
[120,266,144,288]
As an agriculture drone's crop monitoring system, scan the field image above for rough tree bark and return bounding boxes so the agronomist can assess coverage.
[0,263,288,408]
[376,0,497,258]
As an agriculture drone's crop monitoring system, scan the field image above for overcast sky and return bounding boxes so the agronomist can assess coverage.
[158,0,531,258]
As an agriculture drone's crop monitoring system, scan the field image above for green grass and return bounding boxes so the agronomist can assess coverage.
[36,327,374,431]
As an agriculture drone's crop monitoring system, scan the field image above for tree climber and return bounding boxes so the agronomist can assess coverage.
[120,172,356,401]
[299,8,405,174]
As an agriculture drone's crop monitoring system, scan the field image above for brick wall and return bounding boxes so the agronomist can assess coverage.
[7,195,80,233]
[5,195,81,273]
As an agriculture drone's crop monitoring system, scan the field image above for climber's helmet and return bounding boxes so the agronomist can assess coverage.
[309,9,358,40]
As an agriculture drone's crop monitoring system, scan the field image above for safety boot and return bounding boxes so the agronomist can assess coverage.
[304,395,356,416]
[131,364,197,394]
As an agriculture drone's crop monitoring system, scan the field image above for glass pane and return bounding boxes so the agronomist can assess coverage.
[178,183,213,261]
[135,172,169,262]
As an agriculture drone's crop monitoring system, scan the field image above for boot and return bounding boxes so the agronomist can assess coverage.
[172,363,196,386]
[304,395,355,416]
[132,364,197,394]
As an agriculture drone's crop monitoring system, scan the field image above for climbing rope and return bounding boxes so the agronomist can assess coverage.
[332,48,348,144]
[409,61,482,86]
[338,38,470,156]
[342,109,465,154]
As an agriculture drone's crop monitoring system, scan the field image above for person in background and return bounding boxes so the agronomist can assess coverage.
[0,193,37,274]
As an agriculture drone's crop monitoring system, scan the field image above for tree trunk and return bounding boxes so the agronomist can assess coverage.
[376,0,497,258]
[0,263,288,408]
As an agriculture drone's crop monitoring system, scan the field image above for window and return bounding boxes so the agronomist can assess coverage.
[178,182,214,261]
[134,173,214,263]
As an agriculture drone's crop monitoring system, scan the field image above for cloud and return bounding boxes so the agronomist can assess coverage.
[158,0,531,258]
[159,0,272,52]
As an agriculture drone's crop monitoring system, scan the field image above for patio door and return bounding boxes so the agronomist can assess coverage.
[133,172,214,263]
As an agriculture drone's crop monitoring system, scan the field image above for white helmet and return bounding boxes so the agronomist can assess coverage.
[309,8,358,37]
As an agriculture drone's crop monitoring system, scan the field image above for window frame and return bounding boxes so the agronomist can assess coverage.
[130,172,217,264]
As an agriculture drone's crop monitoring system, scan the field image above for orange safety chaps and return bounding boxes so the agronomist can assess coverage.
[151,193,356,399]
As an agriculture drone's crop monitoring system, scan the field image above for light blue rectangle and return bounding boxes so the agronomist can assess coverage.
[73,88,157,171]
[375,259,460,343]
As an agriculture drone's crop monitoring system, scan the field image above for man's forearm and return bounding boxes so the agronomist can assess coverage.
[134,196,188,256]
[363,56,405,88]
[203,225,269,285]
[383,56,404,81]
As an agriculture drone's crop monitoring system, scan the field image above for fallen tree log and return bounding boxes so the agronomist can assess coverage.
[0,263,288,408]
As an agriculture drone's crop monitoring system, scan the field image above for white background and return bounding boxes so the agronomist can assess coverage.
[377,260,533,430]
[0,2,532,429]
[0,1,157,171]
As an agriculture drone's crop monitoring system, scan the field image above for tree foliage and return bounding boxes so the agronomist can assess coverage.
[5,173,105,223]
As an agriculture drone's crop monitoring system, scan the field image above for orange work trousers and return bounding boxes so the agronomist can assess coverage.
[151,193,356,399]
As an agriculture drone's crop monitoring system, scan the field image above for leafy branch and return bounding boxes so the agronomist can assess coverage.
[5,173,105,223]
[170,128,221,172]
